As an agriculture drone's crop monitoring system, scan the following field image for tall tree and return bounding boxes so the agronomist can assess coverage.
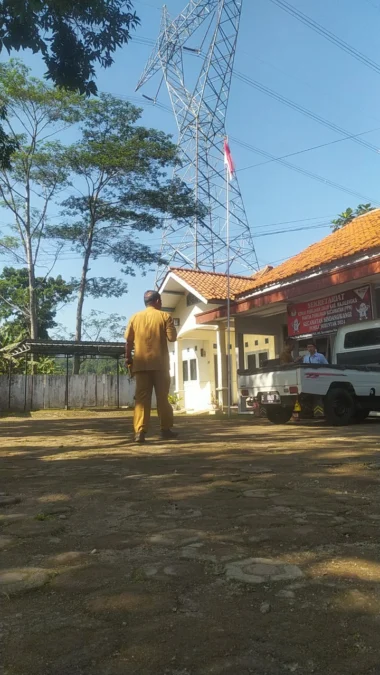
[54,310,127,343]
[48,94,204,372]
[81,310,127,342]
[0,267,74,339]
[0,60,81,338]
[331,204,375,232]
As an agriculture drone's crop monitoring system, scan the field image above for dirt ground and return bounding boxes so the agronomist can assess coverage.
[1,411,380,675]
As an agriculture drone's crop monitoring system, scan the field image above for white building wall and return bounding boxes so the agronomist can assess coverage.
[243,334,275,367]
[180,339,212,411]
[164,288,276,413]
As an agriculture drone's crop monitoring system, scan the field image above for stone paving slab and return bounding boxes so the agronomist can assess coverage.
[225,557,304,584]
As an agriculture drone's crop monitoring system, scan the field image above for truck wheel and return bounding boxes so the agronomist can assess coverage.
[352,409,370,424]
[324,388,355,426]
[266,406,293,424]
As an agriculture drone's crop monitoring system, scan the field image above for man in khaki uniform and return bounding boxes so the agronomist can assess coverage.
[279,338,295,365]
[125,290,178,443]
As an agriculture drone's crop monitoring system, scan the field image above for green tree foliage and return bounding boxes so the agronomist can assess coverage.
[0,61,81,338]
[0,267,74,339]
[0,1,139,96]
[0,267,74,375]
[0,2,139,168]
[331,204,375,232]
[48,94,204,372]
[0,105,18,170]
[0,321,26,374]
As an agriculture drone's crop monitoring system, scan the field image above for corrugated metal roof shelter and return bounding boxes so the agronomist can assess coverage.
[1,340,127,411]
[3,340,125,358]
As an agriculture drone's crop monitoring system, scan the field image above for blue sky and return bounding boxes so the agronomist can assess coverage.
[2,0,380,334]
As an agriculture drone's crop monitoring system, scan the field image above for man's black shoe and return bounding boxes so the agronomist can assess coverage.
[161,429,178,440]
[134,432,146,444]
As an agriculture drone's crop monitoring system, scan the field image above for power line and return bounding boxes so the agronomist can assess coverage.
[268,0,380,77]
[107,86,380,206]
[363,0,380,10]
[114,82,380,202]
[136,221,332,247]
[233,70,380,154]
[238,126,380,173]
[133,35,380,155]
[103,89,172,114]
[120,36,380,207]
[128,215,336,242]
[257,254,292,266]
[251,213,336,228]
[231,136,380,204]
[238,48,380,129]
[254,222,330,238]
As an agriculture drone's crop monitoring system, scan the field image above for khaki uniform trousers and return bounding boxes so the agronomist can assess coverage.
[134,370,173,434]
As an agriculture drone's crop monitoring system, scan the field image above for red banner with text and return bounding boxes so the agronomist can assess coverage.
[287,286,372,337]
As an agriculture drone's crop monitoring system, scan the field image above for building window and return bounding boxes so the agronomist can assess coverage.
[245,341,248,348]
[255,340,258,346]
[186,293,198,306]
[247,353,256,370]
[213,343,217,349]
[265,338,269,344]
[258,352,268,367]
[190,358,197,381]
[183,359,197,381]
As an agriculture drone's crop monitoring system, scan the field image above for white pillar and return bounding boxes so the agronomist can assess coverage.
[235,331,245,372]
[174,340,179,392]
[216,325,228,409]
[234,331,244,406]
[174,339,182,393]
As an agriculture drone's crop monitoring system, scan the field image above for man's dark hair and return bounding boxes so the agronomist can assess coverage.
[307,341,317,347]
[144,290,161,306]
[285,338,295,346]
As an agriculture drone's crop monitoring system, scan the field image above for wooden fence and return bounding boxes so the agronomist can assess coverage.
[0,374,149,411]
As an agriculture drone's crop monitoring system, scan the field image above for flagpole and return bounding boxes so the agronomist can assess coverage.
[226,141,231,419]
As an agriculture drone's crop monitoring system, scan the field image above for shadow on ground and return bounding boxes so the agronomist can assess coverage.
[1,413,380,675]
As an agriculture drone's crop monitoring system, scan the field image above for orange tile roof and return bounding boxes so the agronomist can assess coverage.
[236,208,380,297]
[169,268,255,300]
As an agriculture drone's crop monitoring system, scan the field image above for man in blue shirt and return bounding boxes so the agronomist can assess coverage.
[303,341,328,364]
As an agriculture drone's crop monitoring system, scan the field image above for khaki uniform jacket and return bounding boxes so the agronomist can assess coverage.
[124,306,177,372]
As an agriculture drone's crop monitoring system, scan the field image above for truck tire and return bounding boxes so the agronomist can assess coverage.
[265,406,293,425]
[324,388,355,426]
[352,409,370,424]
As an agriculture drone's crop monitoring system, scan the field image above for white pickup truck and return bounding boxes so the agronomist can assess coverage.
[238,320,380,426]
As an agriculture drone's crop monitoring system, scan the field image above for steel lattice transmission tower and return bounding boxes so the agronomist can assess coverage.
[136,0,258,285]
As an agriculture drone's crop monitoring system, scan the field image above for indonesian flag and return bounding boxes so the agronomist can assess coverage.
[224,138,235,181]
